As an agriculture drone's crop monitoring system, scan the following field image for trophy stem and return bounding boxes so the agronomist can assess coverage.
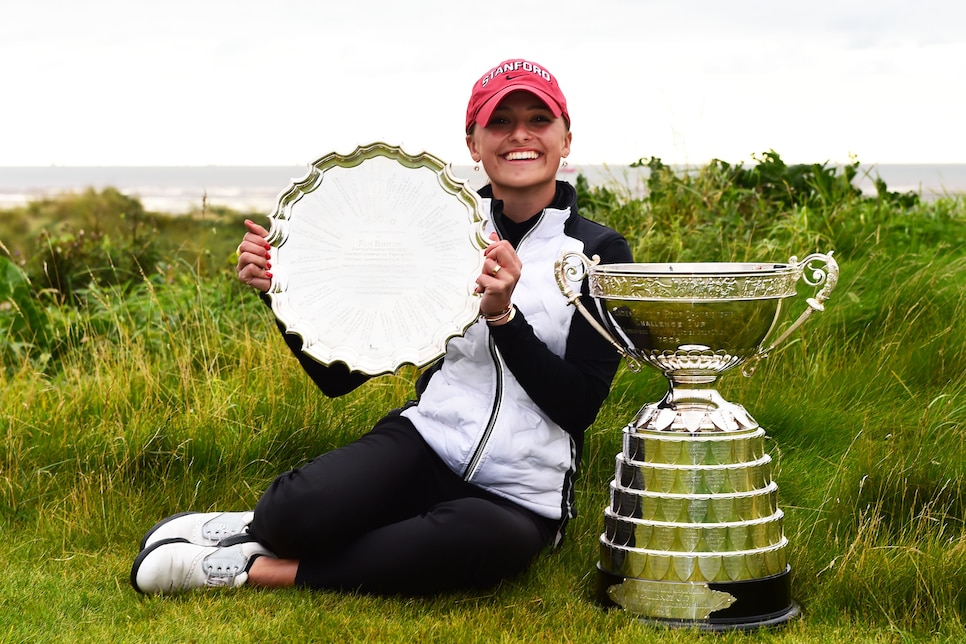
[630,378,759,434]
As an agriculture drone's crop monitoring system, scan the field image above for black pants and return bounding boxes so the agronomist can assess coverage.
[249,415,557,594]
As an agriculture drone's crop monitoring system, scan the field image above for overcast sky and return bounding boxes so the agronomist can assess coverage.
[2,0,963,167]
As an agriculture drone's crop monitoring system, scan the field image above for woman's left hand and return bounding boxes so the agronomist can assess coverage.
[475,233,521,324]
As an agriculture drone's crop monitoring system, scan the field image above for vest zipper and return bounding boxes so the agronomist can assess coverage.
[463,334,504,480]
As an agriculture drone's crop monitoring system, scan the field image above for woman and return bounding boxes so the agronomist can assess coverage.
[131,58,633,595]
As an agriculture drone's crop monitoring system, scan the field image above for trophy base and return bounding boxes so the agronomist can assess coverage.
[595,564,800,631]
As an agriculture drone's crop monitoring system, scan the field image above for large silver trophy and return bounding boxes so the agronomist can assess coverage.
[556,253,838,630]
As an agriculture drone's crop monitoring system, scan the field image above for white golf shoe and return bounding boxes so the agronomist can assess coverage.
[131,537,273,595]
[140,511,255,550]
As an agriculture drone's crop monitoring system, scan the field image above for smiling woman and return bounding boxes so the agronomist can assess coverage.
[130,57,634,597]
[464,59,573,221]
[465,91,572,220]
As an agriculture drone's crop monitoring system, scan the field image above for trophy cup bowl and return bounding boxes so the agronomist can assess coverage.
[556,252,838,630]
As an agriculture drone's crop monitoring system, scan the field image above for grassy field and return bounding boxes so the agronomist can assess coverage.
[1,156,964,642]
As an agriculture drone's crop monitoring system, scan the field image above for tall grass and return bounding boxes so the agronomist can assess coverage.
[1,161,964,642]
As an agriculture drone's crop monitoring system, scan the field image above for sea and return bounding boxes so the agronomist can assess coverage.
[1,163,964,215]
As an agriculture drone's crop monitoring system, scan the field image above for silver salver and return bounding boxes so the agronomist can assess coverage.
[265,143,489,375]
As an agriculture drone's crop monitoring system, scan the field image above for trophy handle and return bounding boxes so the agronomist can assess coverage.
[555,251,642,372]
[742,251,839,376]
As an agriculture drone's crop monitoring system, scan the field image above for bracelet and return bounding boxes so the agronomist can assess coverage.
[483,305,515,324]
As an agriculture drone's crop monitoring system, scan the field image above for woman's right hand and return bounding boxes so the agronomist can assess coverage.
[236,219,273,292]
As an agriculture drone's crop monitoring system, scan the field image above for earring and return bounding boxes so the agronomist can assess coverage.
[561,159,568,168]
[474,163,480,172]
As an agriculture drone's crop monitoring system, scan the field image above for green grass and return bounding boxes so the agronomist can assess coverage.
[1,161,965,642]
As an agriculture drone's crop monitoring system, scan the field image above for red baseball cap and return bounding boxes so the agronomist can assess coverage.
[465,59,570,133]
